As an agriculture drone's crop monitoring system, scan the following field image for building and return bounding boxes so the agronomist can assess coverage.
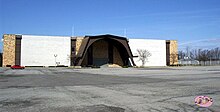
[2,34,178,67]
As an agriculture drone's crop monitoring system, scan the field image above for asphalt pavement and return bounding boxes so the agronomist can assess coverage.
[0,66,220,112]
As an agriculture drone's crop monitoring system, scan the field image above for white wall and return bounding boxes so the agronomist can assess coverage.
[129,39,166,66]
[21,35,71,66]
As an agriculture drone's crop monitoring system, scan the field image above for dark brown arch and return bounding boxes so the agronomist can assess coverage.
[75,34,136,66]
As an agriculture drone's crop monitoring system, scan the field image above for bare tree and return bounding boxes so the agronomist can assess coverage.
[212,47,220,60]
[179,47,220,66]
[199,49,208,61]
[190,49,199,60]
[186,46,190,58]
[178,51,185,59]
[137,49,151,66]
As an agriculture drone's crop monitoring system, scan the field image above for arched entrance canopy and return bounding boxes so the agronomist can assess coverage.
[75,34,136,66]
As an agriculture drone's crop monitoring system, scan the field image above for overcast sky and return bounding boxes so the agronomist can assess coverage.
[1,0,220,51]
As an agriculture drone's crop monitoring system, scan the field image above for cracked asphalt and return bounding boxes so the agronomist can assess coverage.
[0,66,220,112]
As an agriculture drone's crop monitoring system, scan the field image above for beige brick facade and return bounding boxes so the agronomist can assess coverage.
[75,37,84,55]
[3,34,16,67]
[167,40,178,65]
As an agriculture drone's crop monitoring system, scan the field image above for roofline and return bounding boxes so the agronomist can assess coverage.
[2,34,84,38]
[85,34,128,41]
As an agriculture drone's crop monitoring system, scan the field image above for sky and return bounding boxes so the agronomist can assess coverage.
[1,0,220,52]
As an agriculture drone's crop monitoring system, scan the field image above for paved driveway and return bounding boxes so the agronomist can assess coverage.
[0,67,220,112]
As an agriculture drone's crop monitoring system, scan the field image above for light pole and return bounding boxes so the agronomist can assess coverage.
[54,54,57,67]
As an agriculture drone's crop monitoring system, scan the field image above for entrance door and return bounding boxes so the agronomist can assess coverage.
[92,40,109,66]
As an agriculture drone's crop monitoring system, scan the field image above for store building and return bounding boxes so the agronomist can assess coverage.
[2,34,178,67]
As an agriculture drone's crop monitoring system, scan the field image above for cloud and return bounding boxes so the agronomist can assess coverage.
[179,38,220,51]
[179,38,220,46]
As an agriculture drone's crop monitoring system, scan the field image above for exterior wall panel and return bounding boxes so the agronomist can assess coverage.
[167,40,178,65]
[3,34,16,67]
[21,35,71,66]
[129,39,166,66]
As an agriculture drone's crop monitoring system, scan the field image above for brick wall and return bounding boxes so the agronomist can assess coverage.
[75,37,84,55]
[168,40,178,65]
[3,34,16,67]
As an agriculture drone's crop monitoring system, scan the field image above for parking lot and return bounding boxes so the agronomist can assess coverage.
[0,66,220,112]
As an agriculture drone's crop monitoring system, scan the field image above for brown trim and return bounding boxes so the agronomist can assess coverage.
[166,41,170,66]
[16,35,22,39]
[75,34,136,66]
[70,38,76,66]
[15,35,22,65]
[0,53,2,67]
[87,46,93,65]
[108,40,113,64]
